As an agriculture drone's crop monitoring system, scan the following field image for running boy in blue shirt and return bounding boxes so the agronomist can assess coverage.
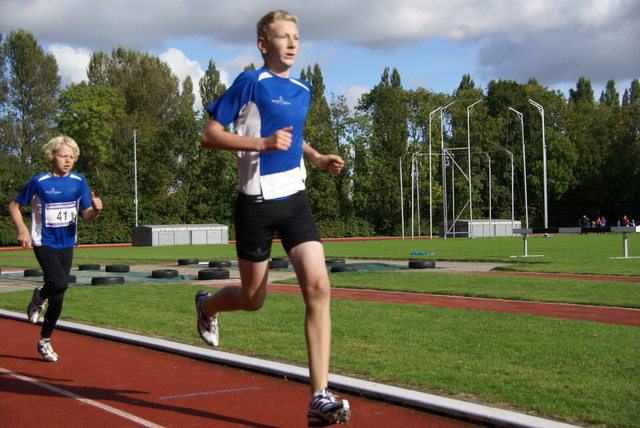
[196,10,350,427]
[8,135,102,362]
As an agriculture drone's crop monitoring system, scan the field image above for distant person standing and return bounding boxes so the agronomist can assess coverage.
[196,10,350,426]
[8,136,102,362]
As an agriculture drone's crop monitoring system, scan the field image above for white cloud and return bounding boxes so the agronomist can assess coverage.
[48,44,91,87]
[338,85,369,110]
[159,48,205,108]
[3,0,638,100]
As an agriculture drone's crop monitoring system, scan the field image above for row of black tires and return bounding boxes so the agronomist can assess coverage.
[18,258,436,285]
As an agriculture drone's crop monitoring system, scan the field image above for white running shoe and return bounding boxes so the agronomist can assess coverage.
[307,388,351,427]
[37,339,59,362]
[27,287,46,324]
[195,291,218,346]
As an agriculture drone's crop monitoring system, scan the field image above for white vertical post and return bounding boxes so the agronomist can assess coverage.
[467,100,481,238]
[529,99,548,228]
[428,107,442,239]
[399,152,408,239]
[133,127,138,228]
[509,107,528,229]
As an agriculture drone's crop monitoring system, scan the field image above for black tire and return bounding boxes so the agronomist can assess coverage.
[106,264,130,273]
[209,260,232,268]
[268,260,289,269]
[330,266,357,273]
[325,258,346,264]
[79,264,101,271]
[68,275,77,283]
[178,258,200,266]
[198,268,230,280]
[271,257,290,262]
[24,269,44,277]
[408,260,436,269]
[91,276,125,286]
[152,269,180,279]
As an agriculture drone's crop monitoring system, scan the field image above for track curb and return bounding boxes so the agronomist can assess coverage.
[0,309,577,427]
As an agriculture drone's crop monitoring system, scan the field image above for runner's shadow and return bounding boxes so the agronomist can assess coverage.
[1,370,280,427]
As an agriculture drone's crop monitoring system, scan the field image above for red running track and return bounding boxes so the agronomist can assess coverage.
[0,317,476,428]
[263,283,640,328]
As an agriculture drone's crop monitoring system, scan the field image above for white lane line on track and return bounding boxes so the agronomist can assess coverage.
[0,366,165,428]
[158,386,260,400]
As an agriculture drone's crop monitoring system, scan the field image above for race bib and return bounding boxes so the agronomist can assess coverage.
[45,202,77,228]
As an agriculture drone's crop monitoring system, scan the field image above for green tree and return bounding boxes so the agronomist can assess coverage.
[569,76,594,105]
[358,67,409,235]
[599,79,620,108]
[87,47,181,121]
[0,29,60,167]
[301,64,342,235]
[56,82,126,178]
[0,29,60,245]
[198,60,227,112]
[602,79,640,218]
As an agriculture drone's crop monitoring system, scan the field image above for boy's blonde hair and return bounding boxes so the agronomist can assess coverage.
[43,135,80,163]
[257,10,298,41]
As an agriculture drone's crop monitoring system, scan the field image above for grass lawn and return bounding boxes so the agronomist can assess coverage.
[1,235,639,427]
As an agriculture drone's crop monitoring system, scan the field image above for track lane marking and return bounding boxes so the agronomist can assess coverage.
[158,386,260,400]
[0,366,165,428]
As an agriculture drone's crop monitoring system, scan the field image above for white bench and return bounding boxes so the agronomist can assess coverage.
[512,226,640,258]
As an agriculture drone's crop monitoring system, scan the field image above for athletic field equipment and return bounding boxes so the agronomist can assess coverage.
[91,276,125,286]
[105,264,130,273]
[78,264,101,270]
[198,269,230,280]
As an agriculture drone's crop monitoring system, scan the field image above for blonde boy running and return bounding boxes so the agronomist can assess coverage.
[196,10,350,427]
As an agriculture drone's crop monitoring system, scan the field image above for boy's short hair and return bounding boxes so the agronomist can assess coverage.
[43,135,80,163]
[257,10,298,41]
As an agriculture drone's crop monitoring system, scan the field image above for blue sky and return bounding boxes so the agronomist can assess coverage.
[2,0,638,110]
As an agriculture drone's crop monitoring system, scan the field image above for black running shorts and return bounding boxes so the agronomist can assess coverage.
[234,191,321,262]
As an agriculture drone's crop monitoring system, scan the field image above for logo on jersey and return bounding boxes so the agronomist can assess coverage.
[271,96,291,106]
[45,187,62,195]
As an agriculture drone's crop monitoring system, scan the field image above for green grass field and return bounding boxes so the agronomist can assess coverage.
[1,234,639,427]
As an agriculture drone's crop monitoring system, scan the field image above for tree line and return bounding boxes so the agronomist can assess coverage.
[1,29,639,245]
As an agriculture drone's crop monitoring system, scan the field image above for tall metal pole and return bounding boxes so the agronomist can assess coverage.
[411,152,417,238]
[509,107,529,229]
[399,152,409,239]
[133,127,138,228]
[529,99,548,228]
[467,100,481,237]
[440,101,456,239]
[504,149,515,235]
[428,107,443,239]
[414,152,422,237]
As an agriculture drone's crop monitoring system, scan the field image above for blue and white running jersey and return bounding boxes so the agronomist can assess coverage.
[206,68,311,200]
[14,172,93,249]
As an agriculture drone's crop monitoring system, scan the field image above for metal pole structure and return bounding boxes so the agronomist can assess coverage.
[529,99,548,228]
[410,152,417,238]
[504,149,515,235]
[509,107,529,228]
[133,127,138,228]
[485,152,492,233]
[415,153,422,237]
[467,100,481,237]
[399,152,409,239]
[428,107,443,239]
[440,102,456,239]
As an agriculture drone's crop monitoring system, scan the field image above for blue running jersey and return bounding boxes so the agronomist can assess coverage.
[206,68,311,200]
[14,172,93,249]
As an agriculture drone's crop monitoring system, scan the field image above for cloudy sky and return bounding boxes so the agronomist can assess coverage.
[1,0,638,109]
